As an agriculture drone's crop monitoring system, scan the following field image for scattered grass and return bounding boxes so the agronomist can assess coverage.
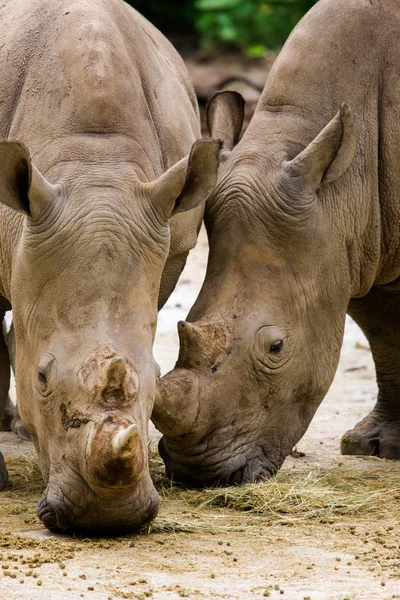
[1,447,399,538]
[0,455,43,528]
[148,443,400,531]
[178,464,400,524]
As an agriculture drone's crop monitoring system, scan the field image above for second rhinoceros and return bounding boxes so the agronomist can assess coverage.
[153,0,400,485]
[0,0,219,530]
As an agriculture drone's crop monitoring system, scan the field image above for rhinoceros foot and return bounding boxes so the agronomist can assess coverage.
[0,452,9,490]
[11,415,31,442]
[0,397,30,440]
[0,395,15,431]
[341,411,400,459]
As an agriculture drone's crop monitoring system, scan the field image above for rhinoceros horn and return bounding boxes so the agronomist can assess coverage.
[153,319,231,436]
[176,321,203,366]
[85,355,143,489]
[112,423,139,456]
[86,418,145,490]
[101,356,139,406]
[176,320,230,369]
[152,369,200,437]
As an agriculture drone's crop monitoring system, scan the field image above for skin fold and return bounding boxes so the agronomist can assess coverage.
[0,0,220,528]
[153,0,400,486]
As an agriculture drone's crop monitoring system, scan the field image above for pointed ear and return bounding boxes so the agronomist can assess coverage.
[285,104,356,189]
[206,91,245,151]
[0,142,57,219]
[146,139,222,219]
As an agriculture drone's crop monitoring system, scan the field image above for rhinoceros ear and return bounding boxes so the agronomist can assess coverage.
[285,104,356,188]
[146,139,222,220]
[0,142,57,219]
[206,91,245,151]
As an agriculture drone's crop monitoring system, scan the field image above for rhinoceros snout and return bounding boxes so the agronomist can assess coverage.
[159,436,278,488]
[225,456,276,485]
[37,477,159,535]
[36,492,67,533]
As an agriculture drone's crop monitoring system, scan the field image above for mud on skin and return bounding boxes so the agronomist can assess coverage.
[154,0,400,485]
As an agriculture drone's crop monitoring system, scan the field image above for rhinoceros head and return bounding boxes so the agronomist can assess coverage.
[0,138,220,532]
[153,92,357,486]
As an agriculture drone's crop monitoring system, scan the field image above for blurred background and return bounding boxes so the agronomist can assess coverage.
[128,1,318,131]
[130,0,317,57]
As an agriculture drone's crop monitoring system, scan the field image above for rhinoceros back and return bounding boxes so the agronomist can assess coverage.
[0,0,199,175]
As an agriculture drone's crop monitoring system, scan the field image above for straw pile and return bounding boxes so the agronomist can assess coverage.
[148,443,400,528]
[178,464,400,524]
[1,448,399,536]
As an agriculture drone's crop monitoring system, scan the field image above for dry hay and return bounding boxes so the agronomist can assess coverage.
[0,455,42,528]
[1,448,399,538]
[149,444,400,530]
[177,462,400,525]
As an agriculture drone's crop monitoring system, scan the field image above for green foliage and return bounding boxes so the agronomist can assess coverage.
[126,1,318,55]
[195,0,318,56]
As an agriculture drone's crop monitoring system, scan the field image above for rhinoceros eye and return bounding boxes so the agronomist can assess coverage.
[38,371,48,386]
[37,355,55,397]
[251,327,292,373]
[269,340,283,354]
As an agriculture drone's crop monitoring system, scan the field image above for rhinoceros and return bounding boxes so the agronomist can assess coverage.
[0,0,219,531]
[0,451,8,490]
[153,0,400,486]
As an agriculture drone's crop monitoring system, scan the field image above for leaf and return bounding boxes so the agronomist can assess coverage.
[245,43,268,58]
[196,0,242,11]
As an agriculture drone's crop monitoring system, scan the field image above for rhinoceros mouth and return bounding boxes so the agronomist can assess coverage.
[158,436,280,487]
[37,479,159,535]
[37,493,68,533]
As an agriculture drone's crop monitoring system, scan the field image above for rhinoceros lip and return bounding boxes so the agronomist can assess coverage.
[37,481,159,535]
[37,492,67,533]
[159,436,279,487]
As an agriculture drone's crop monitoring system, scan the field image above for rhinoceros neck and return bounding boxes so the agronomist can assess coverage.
[246,0,400,291]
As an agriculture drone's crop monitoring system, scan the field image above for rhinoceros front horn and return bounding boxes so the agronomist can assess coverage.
[152,368,200,437]
[176,320,203,364]
[86,419,145,490]
[112,423,139,456]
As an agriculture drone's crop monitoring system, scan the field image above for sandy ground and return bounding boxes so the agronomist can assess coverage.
[0,227,399,600]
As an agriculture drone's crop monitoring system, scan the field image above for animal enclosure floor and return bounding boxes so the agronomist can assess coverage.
[0,227,399,600]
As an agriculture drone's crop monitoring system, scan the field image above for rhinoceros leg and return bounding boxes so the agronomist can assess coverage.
[0,314,12,432]
[3,322,30,441]
[341,287,400,459]
[0,451,9,490]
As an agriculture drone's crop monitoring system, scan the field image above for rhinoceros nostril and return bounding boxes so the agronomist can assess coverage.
[37,489,75,533]
[37,493,60,531]
[226,467,245,486]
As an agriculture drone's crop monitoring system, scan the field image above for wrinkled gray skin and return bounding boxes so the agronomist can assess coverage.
[154,0,400,486]
[0,0,219,528]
